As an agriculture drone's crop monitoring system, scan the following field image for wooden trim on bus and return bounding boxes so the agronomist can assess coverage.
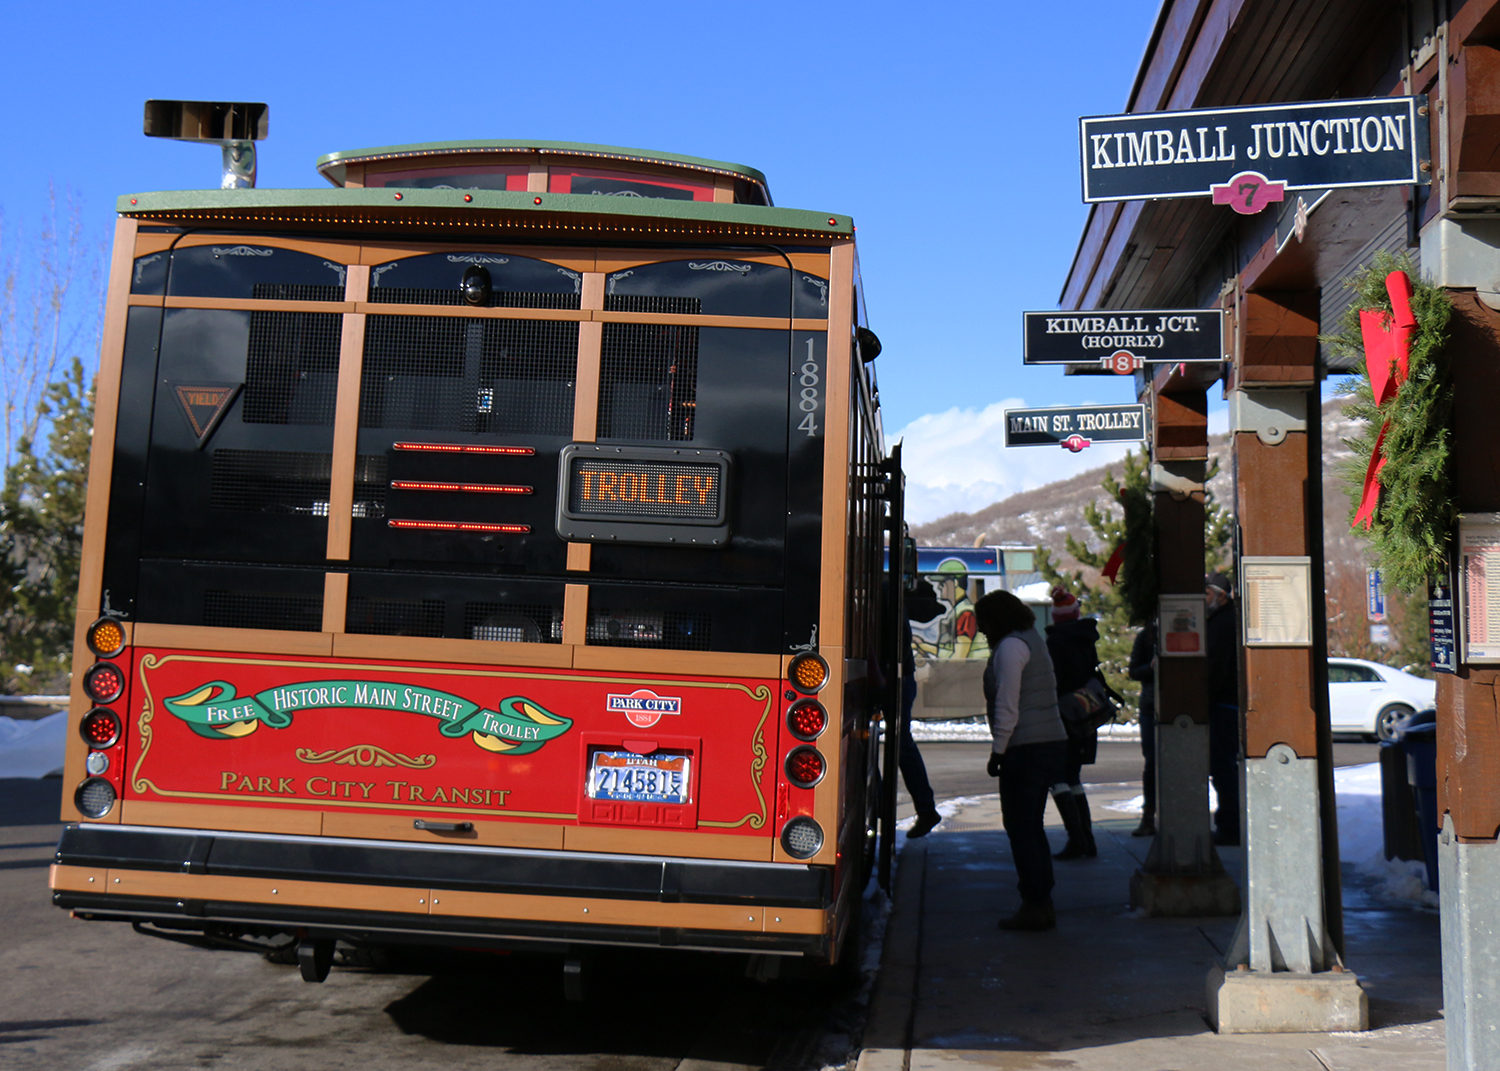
[342,163,365,189]
[168,233,362,262]
[358,243,594,273]
[580,271,605,312]
[330,632,574,669]
[353,301,588,322]
[571,645,780,679]
[319,811,566,850]
[132,233,179,257]
[819,241,855,654]
[431,888,791,932]
[593,310,823,332]
[50,864,822,933]
[566,543,592,572]
[119,799,324,836]
[321,573,349,633]
[527,165,549,193]
[562,585,589,647]
[50,864,108,893]
[78,217,138,619]
[125,294,165,307]
[160,295,357,314]
[562,824,771,862]
[712,175,736,204]
[572,321,603,442]
[132,622,336,657]
[326,306,368,561]
[100,867,432,915]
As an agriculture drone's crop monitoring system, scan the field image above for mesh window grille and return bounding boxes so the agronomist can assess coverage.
[345,597,445,637]
[211,450,387,517]
[464,602,564,644]
[251,283,345,302]
[360,314,578,434]
[597,323,699,441]
[369,288,581,310]
[602,294,702,315]
[587,609,710,651]
[204,590,323,632]
[243,310,342,426]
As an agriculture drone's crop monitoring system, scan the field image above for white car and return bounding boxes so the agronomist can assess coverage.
[1327,658,1436,741]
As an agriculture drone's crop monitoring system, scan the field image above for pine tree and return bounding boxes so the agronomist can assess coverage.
[1036,449,1233,718]
[0,357,94,692]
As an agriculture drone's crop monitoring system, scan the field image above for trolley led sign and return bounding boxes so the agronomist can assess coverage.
[1023,309,1223,372]
[556,444,732,547]
[1004,404,1148,452]
[1080,97,1425,213]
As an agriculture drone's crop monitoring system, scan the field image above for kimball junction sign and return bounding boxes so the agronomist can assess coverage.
[1080,96,1426,214]
[1004,404,1148,453]
[1023,309,1224,373]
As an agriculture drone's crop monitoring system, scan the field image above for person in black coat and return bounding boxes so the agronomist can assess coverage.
[1045,587,1103,860]
[1205,572,1241,845]
[1127,623,1157,837]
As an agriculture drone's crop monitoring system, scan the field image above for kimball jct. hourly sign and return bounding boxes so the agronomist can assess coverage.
[1005,404,1148,452]
[1023,309,1224,372]
[1080,97,1425,212]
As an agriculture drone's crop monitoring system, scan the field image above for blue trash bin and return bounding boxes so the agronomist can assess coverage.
[1398,708,1439,893]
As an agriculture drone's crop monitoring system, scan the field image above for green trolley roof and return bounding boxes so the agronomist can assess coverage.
[315,139,771,199]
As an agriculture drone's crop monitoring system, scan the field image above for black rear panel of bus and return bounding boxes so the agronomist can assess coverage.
[100,239,830,656]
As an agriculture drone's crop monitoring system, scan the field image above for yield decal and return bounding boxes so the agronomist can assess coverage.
[163,679,572,754]
[173,383,242,446]
[606,688,683,728]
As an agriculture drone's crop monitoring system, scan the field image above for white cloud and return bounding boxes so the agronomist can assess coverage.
[891,399,1133,524]
[1207,403,1228,436]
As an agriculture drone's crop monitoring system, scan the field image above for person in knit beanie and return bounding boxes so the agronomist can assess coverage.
[1045,587,1103,859]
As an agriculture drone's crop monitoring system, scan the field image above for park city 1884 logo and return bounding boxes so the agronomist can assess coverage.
[605,689,682,728]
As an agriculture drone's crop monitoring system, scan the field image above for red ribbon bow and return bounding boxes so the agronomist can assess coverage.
[1352,271,1415,530]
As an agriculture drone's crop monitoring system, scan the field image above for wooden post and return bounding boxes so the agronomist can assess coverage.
[1131,386,1239,916]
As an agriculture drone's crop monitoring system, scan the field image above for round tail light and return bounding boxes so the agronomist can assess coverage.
[86,617,126,658]
[781,816,824,859]
[788,652,829,694]
[787,700,827,741]
[83,662,125,704]
[785,746,826,788]
[80,708,121,750]
[75,777,117,819]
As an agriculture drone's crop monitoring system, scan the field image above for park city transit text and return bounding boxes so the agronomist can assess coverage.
[218,772,512,806]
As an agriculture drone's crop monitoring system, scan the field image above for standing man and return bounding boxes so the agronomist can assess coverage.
[901,543,943,838]
[1205,572,1240,846]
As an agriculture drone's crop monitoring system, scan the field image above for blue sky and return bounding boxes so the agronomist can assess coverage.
[0,0,1173,521]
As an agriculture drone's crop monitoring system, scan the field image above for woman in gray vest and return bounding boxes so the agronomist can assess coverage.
[975,590,1070,931]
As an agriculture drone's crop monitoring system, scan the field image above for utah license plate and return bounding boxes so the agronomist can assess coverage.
[587,751,690,804]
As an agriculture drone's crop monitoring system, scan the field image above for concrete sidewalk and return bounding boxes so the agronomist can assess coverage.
[860,792,1444,1070]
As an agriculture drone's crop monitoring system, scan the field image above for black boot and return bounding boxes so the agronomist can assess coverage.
[1131,810,1156,837]
[1075,791,1097,858]
[998,899,1056,931]
[1052,791,1087,860]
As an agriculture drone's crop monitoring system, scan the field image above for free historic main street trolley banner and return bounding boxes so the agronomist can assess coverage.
[1080,97,1425,213]
[1004,403,1148,452]
[1022,309,1224,372]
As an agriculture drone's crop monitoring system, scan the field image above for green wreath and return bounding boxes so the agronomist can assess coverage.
[1324,251,1454,593]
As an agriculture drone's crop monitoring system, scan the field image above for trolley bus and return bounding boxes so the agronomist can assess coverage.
[49,121,904,981]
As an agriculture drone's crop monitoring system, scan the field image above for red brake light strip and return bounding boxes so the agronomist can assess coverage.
[388,519,531,533]
[391,481,533,495]
[393,442,535,456]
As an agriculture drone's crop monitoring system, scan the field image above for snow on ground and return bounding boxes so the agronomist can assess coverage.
[0,712,67,778]
[1101,761,1436,906]
[912,718,1140,743]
